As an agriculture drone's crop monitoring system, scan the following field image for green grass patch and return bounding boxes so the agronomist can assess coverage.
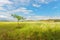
[0,22,60,40]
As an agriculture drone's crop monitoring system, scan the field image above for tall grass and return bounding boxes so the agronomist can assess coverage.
[0,22,60,40]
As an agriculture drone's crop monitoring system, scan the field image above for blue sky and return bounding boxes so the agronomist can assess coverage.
[0,0,60,20]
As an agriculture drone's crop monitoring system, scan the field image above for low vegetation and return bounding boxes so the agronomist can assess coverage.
[0,22,60,40]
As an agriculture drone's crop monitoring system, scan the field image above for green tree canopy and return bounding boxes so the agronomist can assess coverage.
[11,14,25,22]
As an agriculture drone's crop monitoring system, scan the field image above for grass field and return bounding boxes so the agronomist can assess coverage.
[0,22,60,40]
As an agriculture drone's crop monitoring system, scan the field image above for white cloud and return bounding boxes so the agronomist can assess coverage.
[51,16,60,19]
[0,11,60,20]
[26,16,50,20]
[0,0,12,4]
[12,0,30,6]
[0,6,7,10]
[19,0,30,5]
[26,15,60,20]
[0,12,12,19]
[0,12,17,21]
[0,7,4,10]
[0,15,8,18]
[0,0,59,21]
[39,0,46,3]
[0,0,13,10]
[12,0,56,6]
[32,4,41,7]
[0,0,13,6]
[10,7,33,14]
[0,7,34,21]
[35,0,57,4]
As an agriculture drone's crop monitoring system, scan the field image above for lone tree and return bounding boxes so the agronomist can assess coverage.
[11,14,25,28]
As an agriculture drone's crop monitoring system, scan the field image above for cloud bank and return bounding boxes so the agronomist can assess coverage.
[0,0,59,21]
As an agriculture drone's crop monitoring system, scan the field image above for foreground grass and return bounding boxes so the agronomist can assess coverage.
[0,22,60,40]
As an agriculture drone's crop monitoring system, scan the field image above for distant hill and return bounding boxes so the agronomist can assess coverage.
[0,20,16,22]
[0,18,10,22]
[48,19,60,22]
[0,19,60,22]
[40,19,60,22]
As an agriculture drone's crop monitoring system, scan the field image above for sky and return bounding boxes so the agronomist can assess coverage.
[0,0,60,20]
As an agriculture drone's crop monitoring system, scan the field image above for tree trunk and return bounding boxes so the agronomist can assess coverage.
[16,20,20,29]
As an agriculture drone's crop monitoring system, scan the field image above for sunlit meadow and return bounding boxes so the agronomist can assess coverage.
[0,22,60,40]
